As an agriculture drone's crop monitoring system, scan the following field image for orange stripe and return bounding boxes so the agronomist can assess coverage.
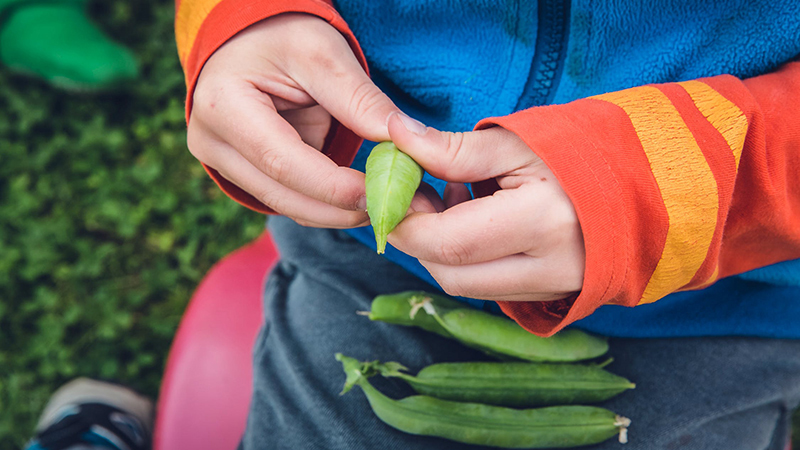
[592,86,719,305]
[175,0,224,64]
[679,80,747,169]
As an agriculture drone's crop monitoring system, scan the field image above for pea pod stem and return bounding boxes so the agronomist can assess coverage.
[336,354,631,448]
[365,291,521,360]
[365,291,462,339]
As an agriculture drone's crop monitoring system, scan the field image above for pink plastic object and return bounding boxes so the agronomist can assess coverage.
[153,232,279,450]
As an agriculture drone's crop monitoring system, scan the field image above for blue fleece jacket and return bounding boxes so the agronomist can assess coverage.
[332,0,800,338]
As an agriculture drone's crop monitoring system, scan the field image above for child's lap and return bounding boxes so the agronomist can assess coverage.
[239,216,800,450]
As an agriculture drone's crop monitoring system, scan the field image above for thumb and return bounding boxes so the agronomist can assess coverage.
[387,113,534,182]
[297,44,400,142]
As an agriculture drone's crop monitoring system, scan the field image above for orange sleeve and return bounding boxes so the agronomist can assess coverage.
[174,0,365,213]
[475,62,800,336]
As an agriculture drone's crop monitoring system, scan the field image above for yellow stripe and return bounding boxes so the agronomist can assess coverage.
[681,265,719,291]
[705,264,720,286]
[175,0,224,64]
[592,86,719,305]
[679,80,747,169]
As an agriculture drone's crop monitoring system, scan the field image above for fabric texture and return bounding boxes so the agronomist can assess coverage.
[238,216,800,450]
[174,0,800,337]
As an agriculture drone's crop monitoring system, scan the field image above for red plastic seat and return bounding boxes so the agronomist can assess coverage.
[153,232,278,450]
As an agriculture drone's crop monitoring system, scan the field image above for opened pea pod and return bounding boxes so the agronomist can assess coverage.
[365,141,424,254]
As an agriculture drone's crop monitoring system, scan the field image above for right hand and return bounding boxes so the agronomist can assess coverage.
[188,13,401,228]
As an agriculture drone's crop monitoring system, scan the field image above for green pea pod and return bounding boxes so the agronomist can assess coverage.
[363,291,517,360]
[365,141,423,254]
[336,354,631,448]
[419,299,609,362]
[365,291,464,338]
[377,360,635,408]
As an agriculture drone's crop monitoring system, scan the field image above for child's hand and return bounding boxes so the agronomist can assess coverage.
[188,14,400,228]
[387,113,585,302]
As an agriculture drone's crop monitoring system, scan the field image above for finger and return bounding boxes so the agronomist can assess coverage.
[387,113,538,182]
[390,186,579,265]
[187,128,369,228]
[279,105,331,151]
[409,182,445,214]
[193,80,366,211]
[443,182,471,208]
[419,254,583,301]
[212,147,369,228]
[293,33,400,142]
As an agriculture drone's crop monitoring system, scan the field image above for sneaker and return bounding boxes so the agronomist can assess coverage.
[25,378,153,450]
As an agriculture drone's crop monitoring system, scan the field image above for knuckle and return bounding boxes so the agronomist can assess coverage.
[297,37,340,75]
[437,274,468,298]
[257,150,289,183]
[192,82,223,120]
[440,132,467,177]
[257,187,286,213]
[432,235,472,266]
[306,172,349,209]
[317,171,362,210]
[348,80,387,123]
[318,174,340,205]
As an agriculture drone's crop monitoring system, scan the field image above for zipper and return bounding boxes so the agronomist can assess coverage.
[515,0,571,110]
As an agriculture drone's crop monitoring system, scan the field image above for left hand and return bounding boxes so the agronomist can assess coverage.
[386,113,586,302]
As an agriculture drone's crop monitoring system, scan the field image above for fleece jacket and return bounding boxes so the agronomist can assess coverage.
[175,0,800,338]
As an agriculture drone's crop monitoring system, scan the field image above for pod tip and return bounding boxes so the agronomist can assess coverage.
[375,240,387,254]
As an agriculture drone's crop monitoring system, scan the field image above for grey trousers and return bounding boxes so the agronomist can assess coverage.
[240,216,800,450]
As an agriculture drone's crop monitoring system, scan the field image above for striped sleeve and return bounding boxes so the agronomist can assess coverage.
[476,62,800,336]
[175,0,366,213]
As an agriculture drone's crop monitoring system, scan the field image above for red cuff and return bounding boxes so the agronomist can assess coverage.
[475,100,643,336]
[474,64,800,336]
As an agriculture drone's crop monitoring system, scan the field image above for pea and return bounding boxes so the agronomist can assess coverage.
[376,360,635,407]
[337,354,631,448]
[365,141,423,254]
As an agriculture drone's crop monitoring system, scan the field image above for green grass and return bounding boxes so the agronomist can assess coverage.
[0,0,264,446]
[0,0,797,448]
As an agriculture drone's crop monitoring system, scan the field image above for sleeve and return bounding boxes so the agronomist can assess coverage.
[174,0,366,213]
[473,61,800,336]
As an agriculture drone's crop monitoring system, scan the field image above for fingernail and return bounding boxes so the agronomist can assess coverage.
[397,112,427,136]
[356,195,367,211]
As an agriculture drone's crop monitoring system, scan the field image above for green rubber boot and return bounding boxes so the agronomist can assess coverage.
[0,0,139,91]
